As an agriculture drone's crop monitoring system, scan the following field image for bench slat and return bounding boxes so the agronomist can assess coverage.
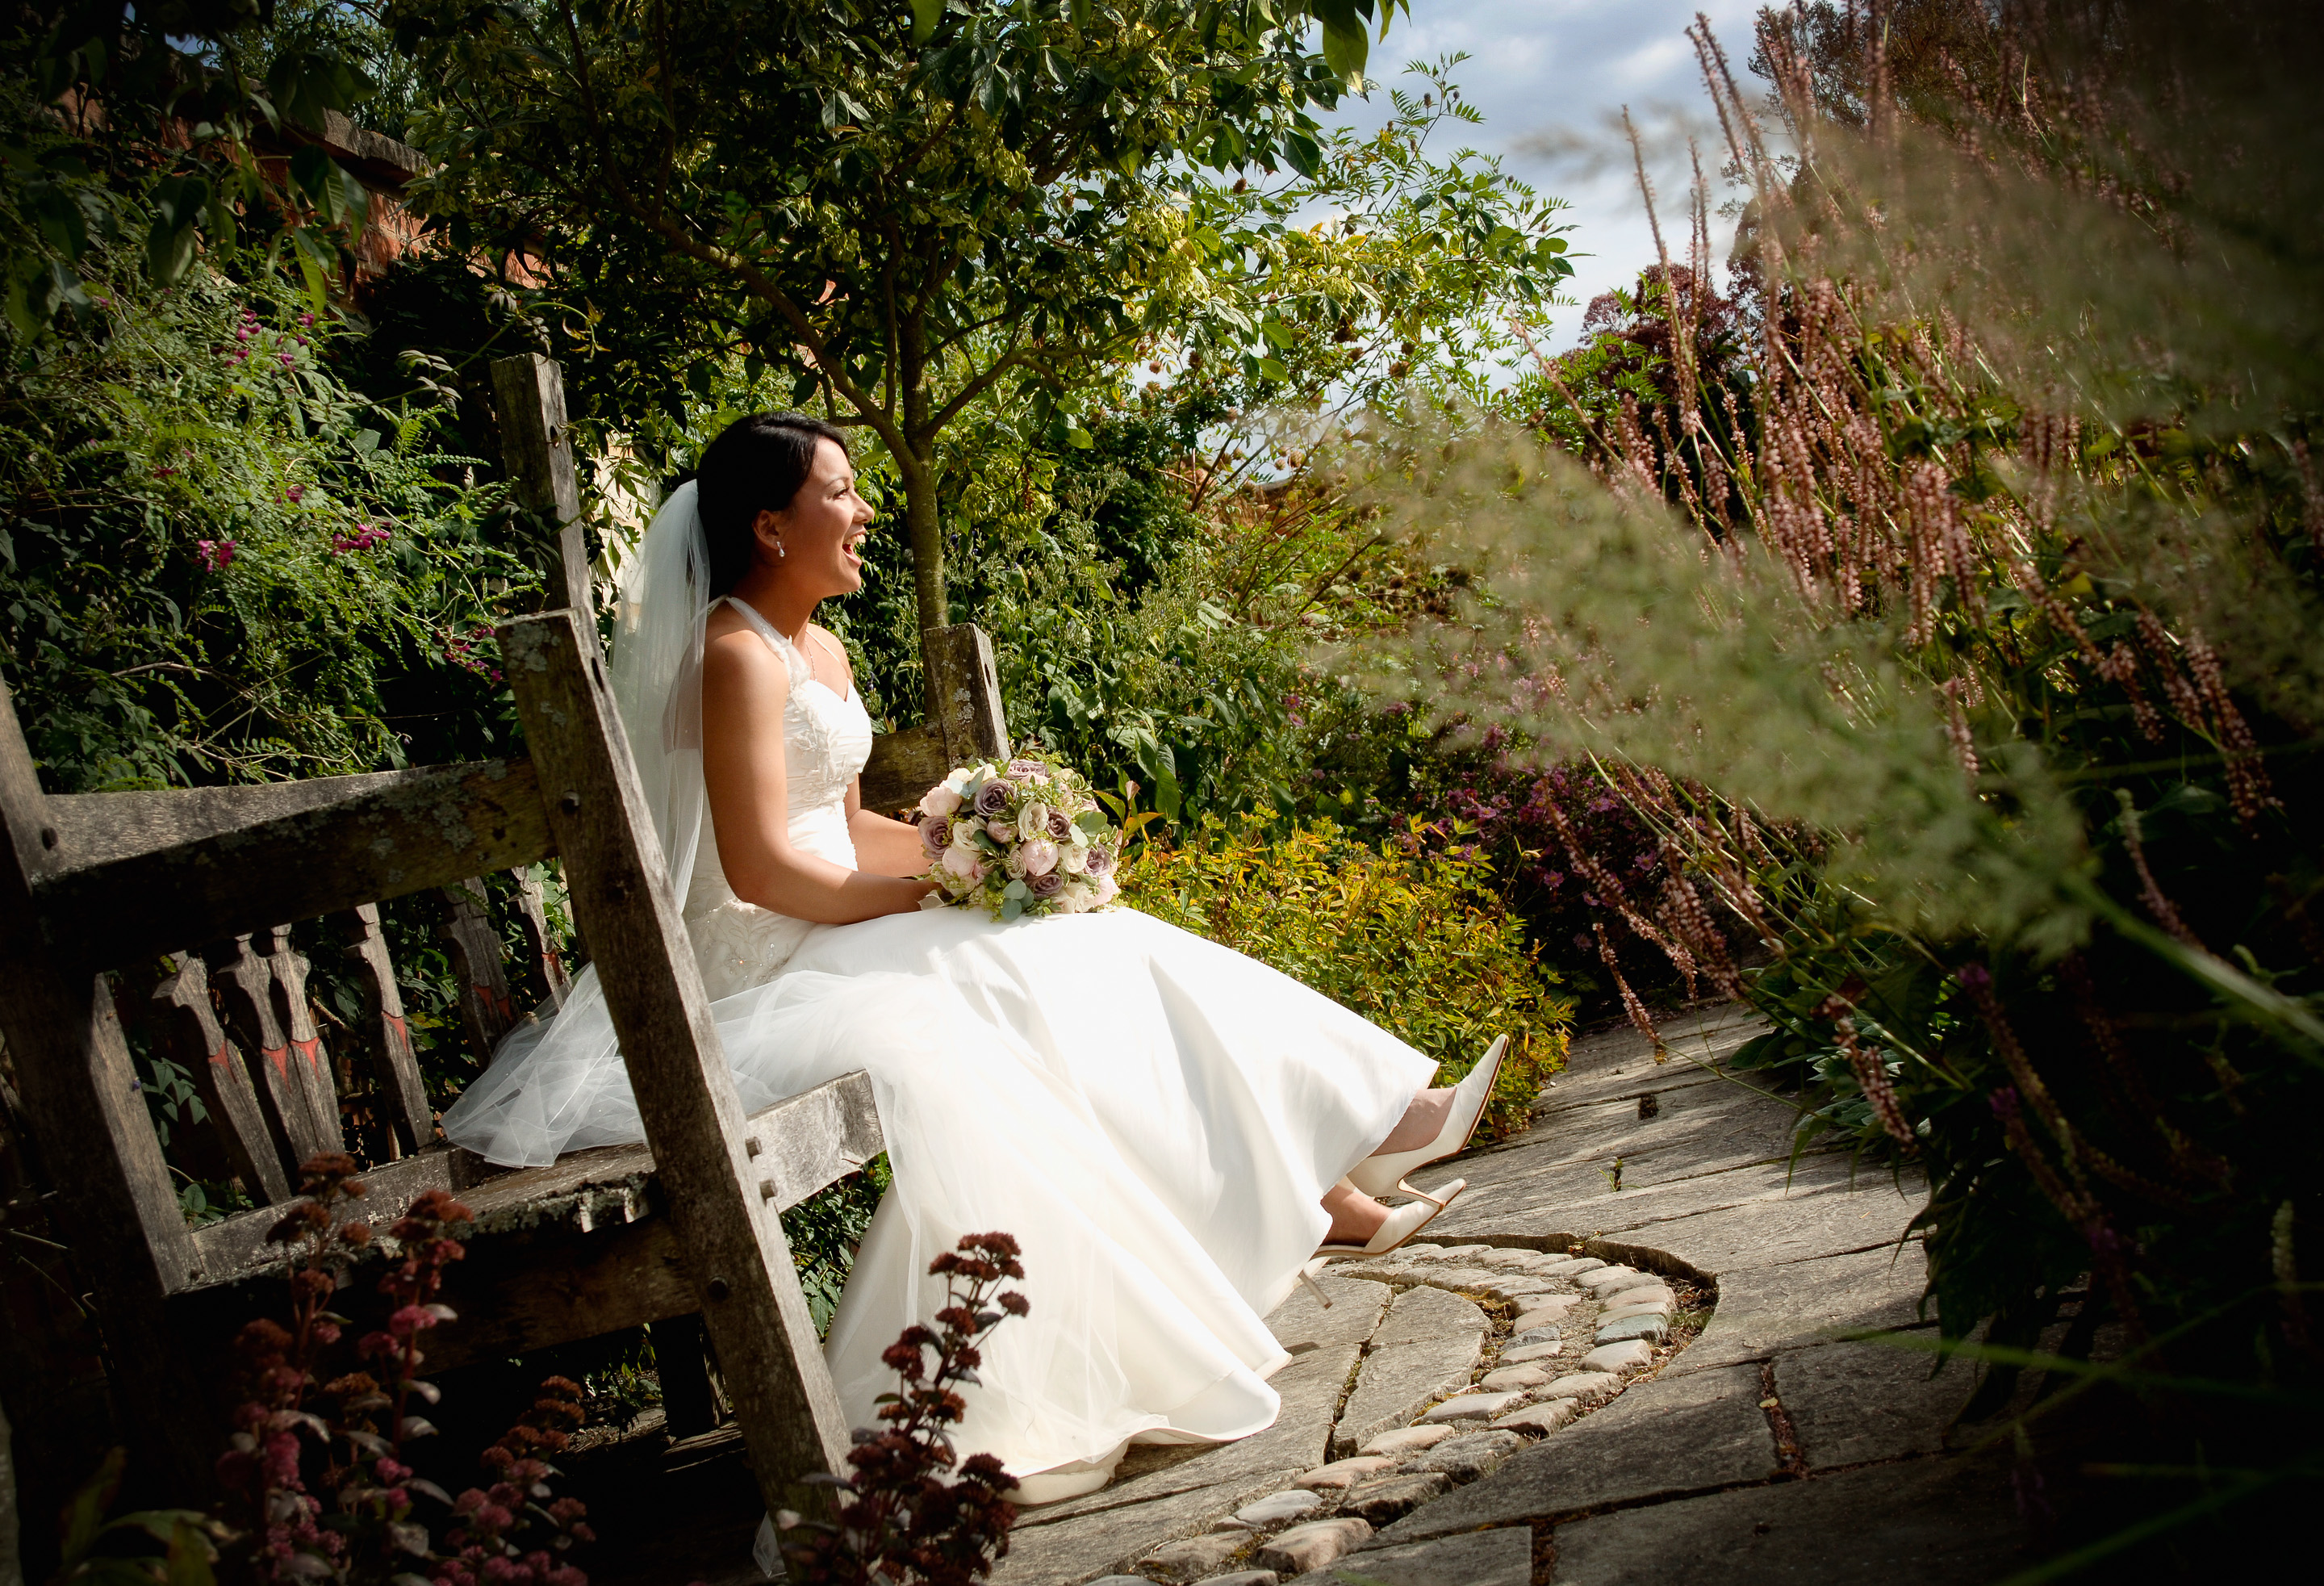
[176,1070,881,1376]
[36,759,554,971]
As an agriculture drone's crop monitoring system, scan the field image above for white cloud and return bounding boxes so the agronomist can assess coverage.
[1323,0,1765,349]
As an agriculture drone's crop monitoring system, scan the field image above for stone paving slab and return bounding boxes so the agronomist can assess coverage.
[1285,1525,1533,1586]
[1662,1243,1929,1379]
[1440,1144,1866,1251]
[1775,1339,1976,1468]
[1331,1332,1482,1458]
[1004,1330,1356,1544]
[1375,1363,1779,1542]
[1548,1453,2034,1584]
[1263,1272,1393,1352]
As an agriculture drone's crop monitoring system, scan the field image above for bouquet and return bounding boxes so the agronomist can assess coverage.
[913,750,1123,920]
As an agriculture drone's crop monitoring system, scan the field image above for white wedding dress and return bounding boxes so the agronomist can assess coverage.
[441,496,1435,1504]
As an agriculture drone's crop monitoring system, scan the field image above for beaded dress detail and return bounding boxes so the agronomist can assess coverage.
[679,599,872,999]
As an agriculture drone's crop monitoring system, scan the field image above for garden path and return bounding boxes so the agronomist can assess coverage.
[1004,1007,2044,1586]
[576,1008,2046,1586]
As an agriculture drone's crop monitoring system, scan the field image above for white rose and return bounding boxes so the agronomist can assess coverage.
[1017,801,1051,841]
[1061,841,1090,875]
[951,819,980,849]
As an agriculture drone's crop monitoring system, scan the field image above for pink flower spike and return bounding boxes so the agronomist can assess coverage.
[285,484,305,504]
[278,353,295,368]
[299,312,315,326]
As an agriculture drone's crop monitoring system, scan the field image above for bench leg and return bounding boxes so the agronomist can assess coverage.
[503,610,855,1523]
[654,1313,722,1441]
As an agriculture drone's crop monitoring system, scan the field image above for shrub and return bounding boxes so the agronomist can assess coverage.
[0,259,529,793]
[1123,815,1573,1139]
[775,1233,1025,1586]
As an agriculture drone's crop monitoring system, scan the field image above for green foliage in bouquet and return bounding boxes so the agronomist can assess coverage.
[1123,815,1572,1140]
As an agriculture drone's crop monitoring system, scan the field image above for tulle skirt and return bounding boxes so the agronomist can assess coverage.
[443,906,1435,1500]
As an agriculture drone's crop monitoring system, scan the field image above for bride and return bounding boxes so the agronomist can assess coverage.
[441,412,1509,1506]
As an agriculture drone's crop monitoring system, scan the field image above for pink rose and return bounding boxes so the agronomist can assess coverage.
[1019,838,1058,877]
[941,843,983,881]
[919,783,963,820]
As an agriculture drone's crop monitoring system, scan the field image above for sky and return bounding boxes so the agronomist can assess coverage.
[1318,0,1767,352]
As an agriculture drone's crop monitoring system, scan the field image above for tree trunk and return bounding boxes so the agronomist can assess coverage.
[899,450,947,641]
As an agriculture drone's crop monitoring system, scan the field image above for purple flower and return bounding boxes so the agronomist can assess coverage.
[1955,964,1992,993]
[1045,809,1073,842]
[922,818,951,855]
[195,538,236,571]
[285,484,305,504]
[1027,870,1064,898]
[973,778,1015,817]
[1082,845,1114,877]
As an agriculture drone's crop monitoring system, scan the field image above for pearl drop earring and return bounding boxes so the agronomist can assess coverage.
[775,538,786,560]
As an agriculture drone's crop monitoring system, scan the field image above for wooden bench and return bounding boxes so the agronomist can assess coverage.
[0,358,1008,1526]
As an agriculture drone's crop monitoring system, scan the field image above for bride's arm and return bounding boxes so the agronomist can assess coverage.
[700,626,932,922]
[846,780,933,876]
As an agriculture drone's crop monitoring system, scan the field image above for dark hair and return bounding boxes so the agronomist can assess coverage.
[693,411,850,596]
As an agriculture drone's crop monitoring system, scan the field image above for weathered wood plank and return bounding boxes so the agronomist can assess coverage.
[35,760,555,973]
[439,877,520,1061]
[181,1065,877,1377]
[152,953,293,1203]
[500,606,852,1517]
[508,866,571,1009]
[46,770,417,870]
[207,934,341,1172]
[333,904,437,1157]
[923,621,1009,765]
[858,723,951,820]
[858,623,1007,816]
[0,676,212,1492]
[489,354,591,616]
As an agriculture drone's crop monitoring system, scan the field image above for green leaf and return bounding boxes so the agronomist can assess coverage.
[290,144,338,209]
[145,215,197,287]
[910,0,944,44]
[1315,0,1368,86]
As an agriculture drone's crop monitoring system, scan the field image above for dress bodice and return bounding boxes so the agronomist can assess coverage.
[682,597,875,998]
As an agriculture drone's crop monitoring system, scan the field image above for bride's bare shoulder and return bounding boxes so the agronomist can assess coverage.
[702,609,789,697]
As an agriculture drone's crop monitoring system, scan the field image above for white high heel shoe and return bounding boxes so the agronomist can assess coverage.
[1345,1035,1509,1205]
[1298,1174,1469,1305]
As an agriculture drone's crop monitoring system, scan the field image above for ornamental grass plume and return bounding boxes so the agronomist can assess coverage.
[1347,5,2324,1507]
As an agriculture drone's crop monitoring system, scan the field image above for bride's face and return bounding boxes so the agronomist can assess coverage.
[759,438,874,596]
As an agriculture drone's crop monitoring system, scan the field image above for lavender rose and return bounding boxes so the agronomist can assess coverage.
[1082,844,1114,877]
[1045,809,1073,842]
[973,778,1015,817]
[1027,869,1065,899]
[922,818,951,855]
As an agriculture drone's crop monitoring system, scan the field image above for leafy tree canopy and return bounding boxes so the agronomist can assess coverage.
[382,0,1503,640]
[2,0,385,339]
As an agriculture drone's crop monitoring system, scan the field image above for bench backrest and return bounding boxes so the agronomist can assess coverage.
[0,356,1006,1518]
